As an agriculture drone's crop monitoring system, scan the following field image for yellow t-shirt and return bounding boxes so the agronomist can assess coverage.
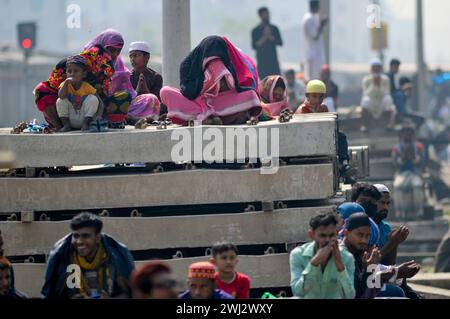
[59,81,97,105]
[59,81,97,96]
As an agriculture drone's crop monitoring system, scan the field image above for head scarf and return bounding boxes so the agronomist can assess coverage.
[84,29,135,97]
[338,203,380,246]
[338,202,365,220]
[66,55,88,68]
[84,29,124,51]
[259,76,292,118]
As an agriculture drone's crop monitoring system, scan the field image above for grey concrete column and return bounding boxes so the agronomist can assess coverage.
[319,0,331,65]
[162,0,191,88]
[416,0,427,114]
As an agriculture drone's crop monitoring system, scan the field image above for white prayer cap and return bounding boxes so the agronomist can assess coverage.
[370,58,382,67]
[129,41,150,54]
[374,184,390,194]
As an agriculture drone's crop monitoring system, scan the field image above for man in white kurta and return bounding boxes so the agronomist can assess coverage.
[360,59,396,131]
[302,0,327,81]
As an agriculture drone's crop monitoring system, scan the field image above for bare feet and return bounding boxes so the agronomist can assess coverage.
[58,125,72,133]
[135,118,148,130]
[203,118,214,125]
[211,117,223,125]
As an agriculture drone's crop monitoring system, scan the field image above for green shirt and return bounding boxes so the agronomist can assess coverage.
[290,241,356,299]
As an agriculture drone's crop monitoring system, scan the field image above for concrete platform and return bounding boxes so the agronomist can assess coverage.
[408,284,450,299]
[12,254,291,298]
[0,164,335,213]
[0,114,337,169]
[410,273,450,290]
[348,136,397,153]
[367,157,396,181]
[0,206,333,256]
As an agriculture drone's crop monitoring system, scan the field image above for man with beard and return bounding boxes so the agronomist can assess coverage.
[351,183,409,265]
[351,184,423,298]
[373,184,409,266]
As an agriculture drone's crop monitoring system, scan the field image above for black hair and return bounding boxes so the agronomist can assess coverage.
[258,7,269,15]
[66,55,88,70]
[351,183,382,202]
[211,242,239,257]
[70,212,103,234]
[131,261,172,294]
[399,77,411,87]
[275,77,286,90]
[309,213,338,231]
[346,213,371,231]
[133,50,150,58]
[285,69,296,77]
[310,0,320,12]
[390,59,401,67]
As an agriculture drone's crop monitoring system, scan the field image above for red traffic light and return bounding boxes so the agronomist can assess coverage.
[22,38,33,49]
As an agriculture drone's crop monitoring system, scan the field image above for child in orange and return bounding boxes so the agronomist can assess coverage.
[297,80,357,183]
[296,79,329,114]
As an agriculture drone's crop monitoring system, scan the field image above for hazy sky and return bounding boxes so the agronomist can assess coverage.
[1,0,449,68]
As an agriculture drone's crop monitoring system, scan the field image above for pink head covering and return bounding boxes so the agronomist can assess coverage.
[83,29,124,51]
[84,29,136,97]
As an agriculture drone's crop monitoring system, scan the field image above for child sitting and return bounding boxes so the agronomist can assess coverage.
[259,75,292,121]
[127,41,163,126]
[56,55,99,132]
[210,242,251,299]
[297,80,357,183]
[296,79,329,114]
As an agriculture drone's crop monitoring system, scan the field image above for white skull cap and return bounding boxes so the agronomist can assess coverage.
[374,184,390,194]
[129,41,150,54]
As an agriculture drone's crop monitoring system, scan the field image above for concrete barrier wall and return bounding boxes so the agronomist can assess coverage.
[0,206,332,256]
[0,164,335,213]
[13,254,291,298]
[0,114,337,168]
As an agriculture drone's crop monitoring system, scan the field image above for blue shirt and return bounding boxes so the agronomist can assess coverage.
[179,289,234,300]
[377,220,392,248]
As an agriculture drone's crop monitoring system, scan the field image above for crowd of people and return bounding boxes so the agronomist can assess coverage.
[0,182,425,300]
[3,0,448,301]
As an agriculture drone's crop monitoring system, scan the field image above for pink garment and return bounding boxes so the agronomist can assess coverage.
[222,37,259,94]
[264,100,292,117]
[201,57,235,98]
[161,87,261,125]
[84,29,136,98]
[110,57,137,99]
[83,29,124,51]
[259,75,292,117]
[162,57,261,124]
[128,94,161,120]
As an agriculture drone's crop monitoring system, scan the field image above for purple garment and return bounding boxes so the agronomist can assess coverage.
[84,29,136,98]
[128,94,160,120]
[83,29,124,51]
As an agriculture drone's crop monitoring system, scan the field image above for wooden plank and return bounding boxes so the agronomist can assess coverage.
[12,254,291,298]
[0,206,332,256]
[0,164,335,213]
[0,114,337,169]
